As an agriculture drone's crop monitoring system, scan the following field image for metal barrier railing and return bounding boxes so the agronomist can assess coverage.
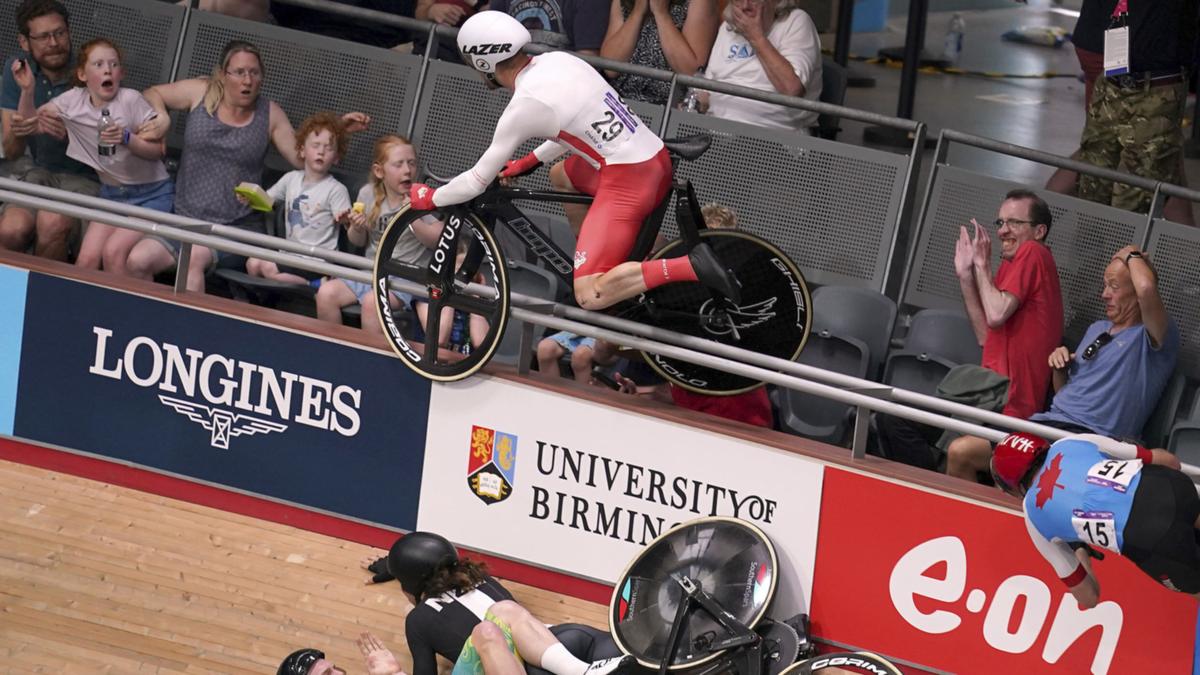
[4,177,1197,483]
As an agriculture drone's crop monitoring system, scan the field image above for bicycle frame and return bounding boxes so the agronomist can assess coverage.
[460,168,710,292]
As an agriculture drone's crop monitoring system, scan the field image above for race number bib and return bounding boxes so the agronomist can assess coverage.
[1103,26,1129,77]
[1072,510,1119,553]
[584,93,638,150]
[1086,458,1141,493]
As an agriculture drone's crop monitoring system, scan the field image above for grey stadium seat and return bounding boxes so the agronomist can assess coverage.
[883,309,980,397]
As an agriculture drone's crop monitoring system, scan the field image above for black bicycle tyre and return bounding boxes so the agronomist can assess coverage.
[782,652,902,675]
[638,230,812,395]
[372,206,510,381]
[608,516,778,670]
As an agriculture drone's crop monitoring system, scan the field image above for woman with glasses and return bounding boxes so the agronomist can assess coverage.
[126,40,371,292]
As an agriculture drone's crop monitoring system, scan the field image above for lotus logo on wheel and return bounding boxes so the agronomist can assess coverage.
[467,424,518,505]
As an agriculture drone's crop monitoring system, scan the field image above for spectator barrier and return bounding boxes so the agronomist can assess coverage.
[7,175,1200,488]
[0,256,1197,674]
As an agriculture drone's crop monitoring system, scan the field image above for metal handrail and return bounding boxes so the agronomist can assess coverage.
[268,0,919,132]
[4,180,1196,481]
[941,129,1200,204]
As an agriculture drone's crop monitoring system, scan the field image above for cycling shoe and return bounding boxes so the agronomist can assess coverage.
[688,242,742,305]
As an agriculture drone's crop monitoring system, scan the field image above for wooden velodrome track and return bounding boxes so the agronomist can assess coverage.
[0,459,608,674]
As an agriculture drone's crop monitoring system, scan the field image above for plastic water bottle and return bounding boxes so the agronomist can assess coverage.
[943,13,966,65]
[97,107,117,161]
[681,69,704,113]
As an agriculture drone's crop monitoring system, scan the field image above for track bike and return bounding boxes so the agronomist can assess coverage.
[372,135,812,395]
[610,516,903,675]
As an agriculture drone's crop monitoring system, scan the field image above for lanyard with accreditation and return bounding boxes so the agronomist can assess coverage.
[1103,0,1130,77]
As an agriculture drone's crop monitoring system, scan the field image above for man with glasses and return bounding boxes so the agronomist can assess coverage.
[1,0,99,262]
[1026,245,1178,440]
[879,190,1063,475]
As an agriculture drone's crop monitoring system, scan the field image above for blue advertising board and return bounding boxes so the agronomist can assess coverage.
[13,273,430,530]
[0,264,28,436]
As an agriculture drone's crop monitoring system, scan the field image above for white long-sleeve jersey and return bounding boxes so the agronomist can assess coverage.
[431,51,665,207]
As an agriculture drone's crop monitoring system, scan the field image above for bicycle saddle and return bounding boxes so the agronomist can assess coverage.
[662,135,712,161]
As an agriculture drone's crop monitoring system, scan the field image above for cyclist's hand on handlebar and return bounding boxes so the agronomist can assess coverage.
[409,183,437,211]
[500,152,543,181]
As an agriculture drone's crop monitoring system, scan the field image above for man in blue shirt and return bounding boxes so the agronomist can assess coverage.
[1031,245,1178,441]
[1,0,99,262]
[992,431,1193,608]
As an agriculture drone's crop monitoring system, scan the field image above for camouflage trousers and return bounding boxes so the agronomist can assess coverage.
[1077,74,1187,214]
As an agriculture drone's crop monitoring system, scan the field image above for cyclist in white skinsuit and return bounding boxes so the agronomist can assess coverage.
[408,11,740,311]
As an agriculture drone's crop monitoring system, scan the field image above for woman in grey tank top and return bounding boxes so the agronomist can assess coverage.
[125,40,370,292]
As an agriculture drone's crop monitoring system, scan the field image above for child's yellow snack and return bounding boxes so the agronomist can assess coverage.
[352,202,365,214]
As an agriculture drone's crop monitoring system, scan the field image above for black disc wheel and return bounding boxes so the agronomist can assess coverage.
[609,517,778,670]
[373,207,509,381]
[637,230,812,395]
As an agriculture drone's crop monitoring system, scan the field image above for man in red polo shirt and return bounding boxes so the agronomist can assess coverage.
[945,189,1063,481]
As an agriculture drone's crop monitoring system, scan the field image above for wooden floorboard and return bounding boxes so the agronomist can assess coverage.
[0,459,607,673]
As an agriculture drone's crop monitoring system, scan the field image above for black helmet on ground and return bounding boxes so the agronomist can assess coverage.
[278,648,324,675]
[387,531,459,599]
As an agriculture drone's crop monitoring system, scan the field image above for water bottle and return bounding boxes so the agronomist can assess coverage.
[681,69,704,113]
[943,13,966,65]
[98,107,117,161]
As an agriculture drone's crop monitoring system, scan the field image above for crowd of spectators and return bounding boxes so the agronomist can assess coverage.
[874,189,1181,490]
[0,0,1196,469]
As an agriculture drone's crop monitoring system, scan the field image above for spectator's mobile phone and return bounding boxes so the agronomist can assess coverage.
[591,367,621,391]
[14,58,25,72]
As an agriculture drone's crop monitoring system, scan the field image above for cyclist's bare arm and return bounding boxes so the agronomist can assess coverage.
[432,97,560,207]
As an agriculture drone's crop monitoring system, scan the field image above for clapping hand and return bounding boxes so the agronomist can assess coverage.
[970,218,992,271]
[954,225,974,279]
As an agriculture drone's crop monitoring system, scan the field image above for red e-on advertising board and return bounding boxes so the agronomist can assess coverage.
[810,468,1197,674]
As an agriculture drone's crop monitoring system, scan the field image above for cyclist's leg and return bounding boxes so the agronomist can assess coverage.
[573,151,686,310]
[1123,465,1200,595]
[452,611,522,675]
[487,600,630,675]
[550,160,591,238]
[469,621,526,675]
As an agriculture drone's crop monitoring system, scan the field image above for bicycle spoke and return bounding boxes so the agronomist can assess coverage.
[374,207,510,382]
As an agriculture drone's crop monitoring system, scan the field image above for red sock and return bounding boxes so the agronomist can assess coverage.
[640,255,698,290]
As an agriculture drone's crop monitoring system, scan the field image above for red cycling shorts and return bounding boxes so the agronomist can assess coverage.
[563,147,672,277]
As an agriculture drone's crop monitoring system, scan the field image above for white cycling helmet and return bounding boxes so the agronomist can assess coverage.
[457,10,531,75]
